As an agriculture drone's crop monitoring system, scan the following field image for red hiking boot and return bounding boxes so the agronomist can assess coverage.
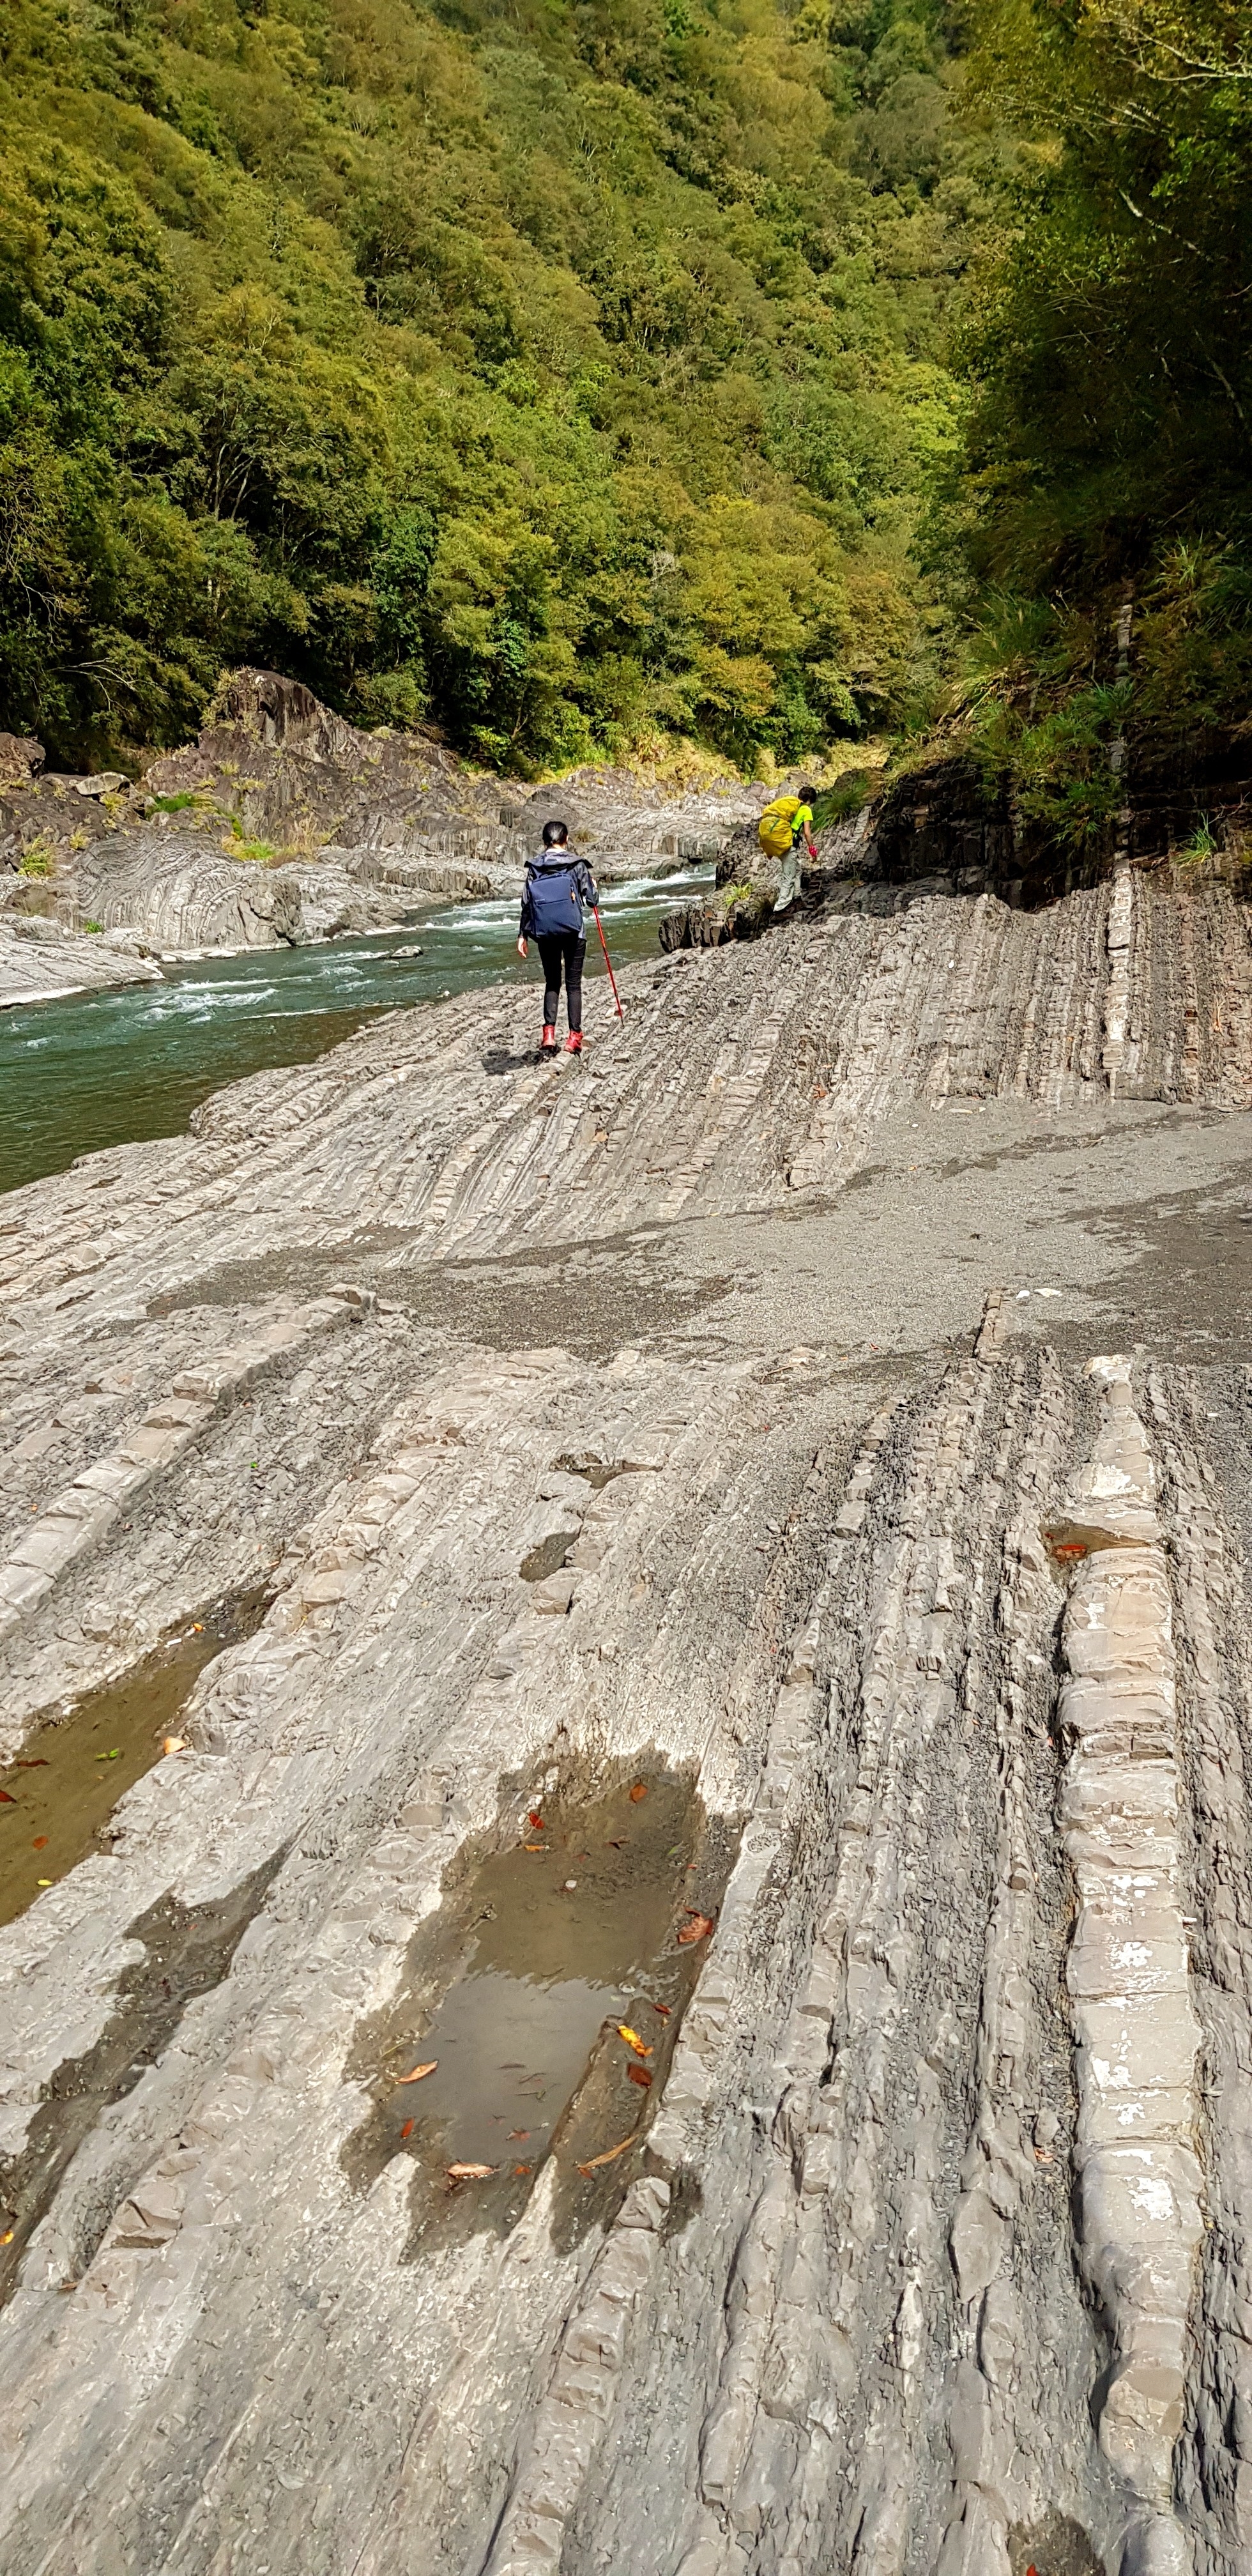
[539,1023,558,1055]
[564,1031,583,1055]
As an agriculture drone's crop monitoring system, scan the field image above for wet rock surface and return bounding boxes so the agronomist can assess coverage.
[0,866,1248,2570]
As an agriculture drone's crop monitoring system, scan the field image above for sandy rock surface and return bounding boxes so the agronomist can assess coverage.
[0,865,1249,2574]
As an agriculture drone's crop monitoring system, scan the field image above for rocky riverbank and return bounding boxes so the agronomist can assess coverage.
[0,862,1250,2573]
[0,673,760,1005]
[0,920,163,1009]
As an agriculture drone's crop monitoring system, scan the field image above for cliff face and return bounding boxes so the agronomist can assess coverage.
[0,869,1249,2576]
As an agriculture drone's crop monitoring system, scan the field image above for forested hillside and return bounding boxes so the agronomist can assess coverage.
[1,0,989,769]
[4,0,1250,808]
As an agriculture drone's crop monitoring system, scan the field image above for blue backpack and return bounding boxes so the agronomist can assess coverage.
[528,857,584,938]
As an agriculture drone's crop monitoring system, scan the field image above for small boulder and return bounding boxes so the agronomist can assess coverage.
[0,733,45,785]
[658,883,775,951]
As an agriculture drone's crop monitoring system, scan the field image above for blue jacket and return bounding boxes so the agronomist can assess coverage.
[520,848,599,940]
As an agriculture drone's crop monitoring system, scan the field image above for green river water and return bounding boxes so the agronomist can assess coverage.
[0,869,705,1199]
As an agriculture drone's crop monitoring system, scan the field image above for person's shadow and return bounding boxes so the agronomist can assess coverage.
[481,1047,540,1075]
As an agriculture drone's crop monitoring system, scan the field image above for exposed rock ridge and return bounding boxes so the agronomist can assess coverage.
[1058,1358,1202,2576]
[1,872,1248,1344]
[0,1292,367,1691]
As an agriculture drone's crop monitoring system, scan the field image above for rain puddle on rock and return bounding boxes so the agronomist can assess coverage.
[344,1758,737,2251]
[0,1589,267,1929]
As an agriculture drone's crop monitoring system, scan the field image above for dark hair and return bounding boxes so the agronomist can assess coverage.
[797,782,816,802]
[542,818,569,847]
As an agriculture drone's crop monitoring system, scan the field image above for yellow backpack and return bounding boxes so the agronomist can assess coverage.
[758,793,802,859]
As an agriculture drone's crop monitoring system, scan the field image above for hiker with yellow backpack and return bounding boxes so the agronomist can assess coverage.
[758,785,818,914]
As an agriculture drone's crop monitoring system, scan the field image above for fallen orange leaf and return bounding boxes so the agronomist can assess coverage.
[400,2119,414,2140]
[524,1843,546,1852]
[651,2002,671,2018]
[627,2066,652,2089]
[577,2131,641,2177]
[397,2061,437,2084]
[447,2161,495,2181]
[629,1781,647,1802]
[163,1736,187,1756]
[0,1792,15,1805]
[528,1810,544,1828]
[678,1911,715,1945]
[508,2129,530,2140]
[31,1836,48,1851]
[15,1759,48,1768]
[0,2230,13,2246]
[616,2024,652,2058]
[513,2163,531,2176]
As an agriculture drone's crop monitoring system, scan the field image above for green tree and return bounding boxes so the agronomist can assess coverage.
[0,0,977,770]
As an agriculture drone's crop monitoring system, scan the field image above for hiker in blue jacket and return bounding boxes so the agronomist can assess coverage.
[517,819,600,1057]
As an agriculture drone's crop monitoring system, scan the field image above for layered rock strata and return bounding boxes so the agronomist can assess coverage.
[1058,1360,1202,2576]
[0,920,163,1008]
[0,859,1248,2573]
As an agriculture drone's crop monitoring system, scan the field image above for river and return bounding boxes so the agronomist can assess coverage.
[0,868,706,1198]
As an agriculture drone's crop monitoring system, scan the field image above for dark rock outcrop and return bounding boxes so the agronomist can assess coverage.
[0,735,45,786]
[659,884,775,949]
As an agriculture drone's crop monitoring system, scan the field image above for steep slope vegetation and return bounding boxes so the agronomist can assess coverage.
[0,0,987,770]
[943,0,1252,856]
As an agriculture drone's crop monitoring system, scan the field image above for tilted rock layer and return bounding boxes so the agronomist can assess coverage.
[0,866,1249,2575]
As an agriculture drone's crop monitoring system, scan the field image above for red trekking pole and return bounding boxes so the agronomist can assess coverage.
[592,907,624,1020]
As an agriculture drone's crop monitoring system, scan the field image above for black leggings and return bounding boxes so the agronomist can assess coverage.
[537,931,586,1032]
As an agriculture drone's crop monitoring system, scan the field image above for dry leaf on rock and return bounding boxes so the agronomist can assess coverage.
[397,2062,437,2084]
[627,2066,652,2089]
[400,2119,414,2141]
[616,2024,652,2058]
[678,1911,715,1945]
[163,1736,187,1756]
[577,2131,641,2177]
[32,1836,48,1851]
[447,2162,495,2181]
[629,1781,648,1803]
